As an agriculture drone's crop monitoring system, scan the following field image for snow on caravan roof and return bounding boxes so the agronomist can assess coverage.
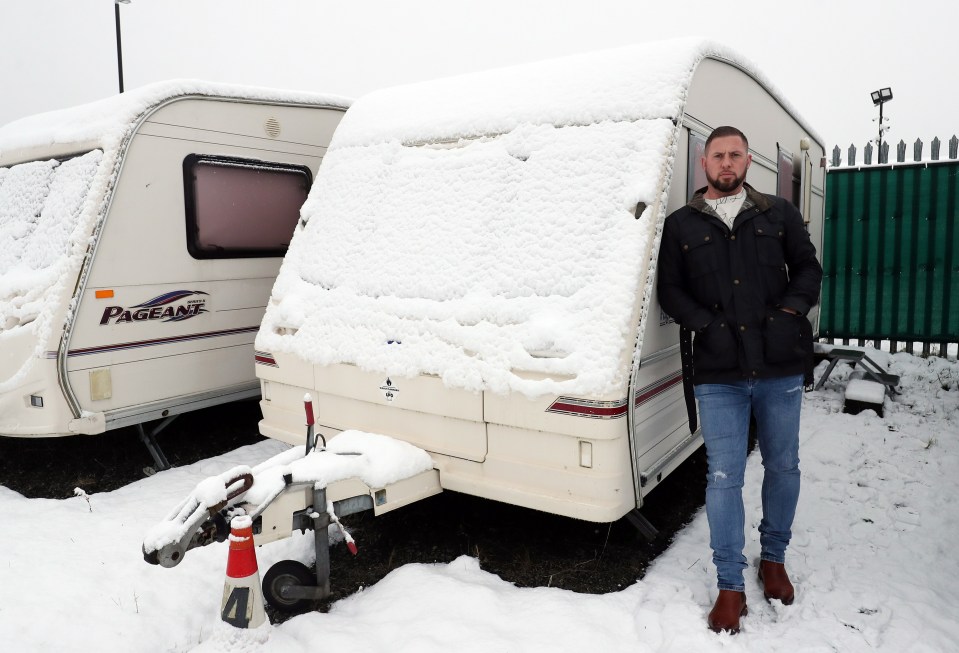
[0,79,350,163]
[330,38,814,148]
[256,39,797,398]
[0,81,349,392]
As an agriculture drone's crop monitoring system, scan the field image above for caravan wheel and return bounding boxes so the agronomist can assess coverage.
[262,560,316,613]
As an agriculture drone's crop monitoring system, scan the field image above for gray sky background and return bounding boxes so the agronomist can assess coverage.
[1,0,955,153]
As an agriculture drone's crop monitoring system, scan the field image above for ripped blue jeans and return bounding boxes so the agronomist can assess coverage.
[694,375,803,592]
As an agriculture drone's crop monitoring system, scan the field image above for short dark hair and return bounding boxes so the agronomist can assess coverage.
[705,126,748,153]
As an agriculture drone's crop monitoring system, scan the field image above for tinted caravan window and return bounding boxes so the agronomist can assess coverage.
[777,146,799,208]
[184,155,312,259]
[687,130,707,199]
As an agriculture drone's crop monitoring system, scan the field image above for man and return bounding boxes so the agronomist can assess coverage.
[656,126,823,634]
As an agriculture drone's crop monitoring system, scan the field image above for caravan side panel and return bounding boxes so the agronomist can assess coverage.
[63,100,345,431]
[630,57,826,500]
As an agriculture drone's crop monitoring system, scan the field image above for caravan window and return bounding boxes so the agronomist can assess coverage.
[777,146,799,208]
[686,131,707,199]
[183,155,312,259]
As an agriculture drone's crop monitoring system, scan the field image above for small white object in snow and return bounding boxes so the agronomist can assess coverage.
[845,379,886,404]
[73,487,92,512]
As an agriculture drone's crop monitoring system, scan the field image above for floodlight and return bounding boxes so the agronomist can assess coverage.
[869,87,894,160]
[871,87,893,106]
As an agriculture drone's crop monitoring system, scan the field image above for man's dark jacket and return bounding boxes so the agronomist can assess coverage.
[657,183,823,385]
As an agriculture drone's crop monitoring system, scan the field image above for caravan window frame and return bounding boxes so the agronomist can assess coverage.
[776,145,800,208]
[182,154,312,260]
[686,130,708,199]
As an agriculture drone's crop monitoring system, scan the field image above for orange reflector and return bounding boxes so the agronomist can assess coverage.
[95,289,115,299]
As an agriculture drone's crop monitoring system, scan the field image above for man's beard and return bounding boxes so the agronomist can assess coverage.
[706,170,746,194]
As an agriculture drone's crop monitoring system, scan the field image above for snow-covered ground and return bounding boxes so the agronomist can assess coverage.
[0,350,956,652]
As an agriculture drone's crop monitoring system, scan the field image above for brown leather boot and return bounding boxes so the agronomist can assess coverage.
[707,590,748,634]
[759,560,795,605]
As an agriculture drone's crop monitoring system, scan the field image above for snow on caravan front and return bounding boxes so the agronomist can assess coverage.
[0,82,348,466]
[255,39,825,523]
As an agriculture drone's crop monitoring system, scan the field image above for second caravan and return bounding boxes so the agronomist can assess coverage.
[0,82,348,465]
[253,40,826,523]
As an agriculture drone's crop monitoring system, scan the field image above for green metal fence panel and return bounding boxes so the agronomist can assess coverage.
[822,161,959,343]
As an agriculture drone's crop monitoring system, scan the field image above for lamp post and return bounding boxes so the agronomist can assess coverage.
[115,0,131,93]
[870,87,893,159]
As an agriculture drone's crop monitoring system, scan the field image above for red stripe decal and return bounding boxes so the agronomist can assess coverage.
[546,398,628,419]
[634,371,683,407]
[546,370,682,419]
[62,326,259,357]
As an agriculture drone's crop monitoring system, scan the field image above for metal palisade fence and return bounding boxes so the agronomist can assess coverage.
[822,136,959,357]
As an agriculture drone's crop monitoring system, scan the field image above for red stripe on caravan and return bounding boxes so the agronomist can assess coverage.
[546,397,628,419]
[253,350,278,367]
[61,326,259,357]
[633,370,683,407]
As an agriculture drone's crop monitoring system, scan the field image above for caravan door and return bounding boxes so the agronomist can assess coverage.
[627,293,701,503]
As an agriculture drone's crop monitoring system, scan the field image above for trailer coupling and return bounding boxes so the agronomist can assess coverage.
[141,426,441,611]
[142,470,254,567]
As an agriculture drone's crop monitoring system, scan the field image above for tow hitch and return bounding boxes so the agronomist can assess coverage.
[142,395,441,612]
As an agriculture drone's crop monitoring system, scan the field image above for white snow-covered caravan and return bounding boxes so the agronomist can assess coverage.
[254,40,825,524]
[0,82,348,464]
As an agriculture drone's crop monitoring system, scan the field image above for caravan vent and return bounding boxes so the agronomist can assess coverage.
[264,118,281,139]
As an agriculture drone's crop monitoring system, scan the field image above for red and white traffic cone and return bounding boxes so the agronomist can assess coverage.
[220,515,266,629]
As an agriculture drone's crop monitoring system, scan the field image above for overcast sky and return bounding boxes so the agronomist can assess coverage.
[1,0,955,152]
